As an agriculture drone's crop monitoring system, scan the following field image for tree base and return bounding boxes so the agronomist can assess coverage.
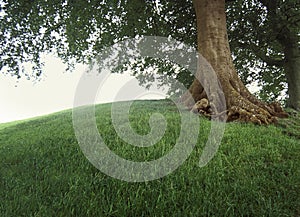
[180,81,288,125]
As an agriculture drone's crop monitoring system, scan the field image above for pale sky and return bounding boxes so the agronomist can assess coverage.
[0,54,261,124]
[0,55,167,123]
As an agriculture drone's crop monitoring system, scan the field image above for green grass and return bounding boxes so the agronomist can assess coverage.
[0,99,299,216]
[0,120,27,131]
[277,108,300,139]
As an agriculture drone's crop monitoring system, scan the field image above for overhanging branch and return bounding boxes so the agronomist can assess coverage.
[237,42,285,67]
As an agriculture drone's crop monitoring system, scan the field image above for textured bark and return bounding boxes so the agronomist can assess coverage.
[282,35,300,111]
[182,0,288,124]
[285,46,300,111]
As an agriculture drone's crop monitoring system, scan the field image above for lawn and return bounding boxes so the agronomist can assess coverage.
[0,99,299,216]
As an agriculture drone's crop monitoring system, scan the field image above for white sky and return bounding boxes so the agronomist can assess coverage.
[0,55,167,123]
[0,54,261,124]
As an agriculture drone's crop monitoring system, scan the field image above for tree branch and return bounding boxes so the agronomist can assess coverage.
[237,42,285,67]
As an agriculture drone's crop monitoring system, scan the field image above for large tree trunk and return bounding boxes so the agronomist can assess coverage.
[282,35,300,111]
[182,0,288,124]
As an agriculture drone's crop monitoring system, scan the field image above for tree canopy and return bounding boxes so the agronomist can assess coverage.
[227,0,300,103]
[0,0,299,106]
[0,0,195,78]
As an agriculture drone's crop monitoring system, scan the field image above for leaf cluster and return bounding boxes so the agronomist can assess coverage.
[227,0,300,102]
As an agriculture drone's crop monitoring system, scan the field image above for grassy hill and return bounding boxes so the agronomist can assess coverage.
[0,100,299,216]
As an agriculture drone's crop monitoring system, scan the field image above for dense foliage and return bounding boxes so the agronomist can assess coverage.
[0,0,299,103]
[227,0,300,102]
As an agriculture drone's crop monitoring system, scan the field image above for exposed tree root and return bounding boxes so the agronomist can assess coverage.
[180,80,288,125]
[189,98,288,125]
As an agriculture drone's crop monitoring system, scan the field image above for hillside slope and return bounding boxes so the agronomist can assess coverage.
[0,100,299,216]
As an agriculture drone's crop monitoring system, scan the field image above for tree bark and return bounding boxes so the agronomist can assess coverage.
[279,31,300,111]
[284,44,300,111]
[181,0,288,124]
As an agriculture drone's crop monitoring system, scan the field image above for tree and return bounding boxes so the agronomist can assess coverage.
[0,0,288,123]
[227,0,300,110]
[180,0,288,124]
